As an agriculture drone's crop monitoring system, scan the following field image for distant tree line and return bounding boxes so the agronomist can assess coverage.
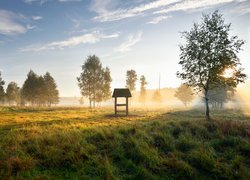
[0,70,59,106]
[77,55,165,108]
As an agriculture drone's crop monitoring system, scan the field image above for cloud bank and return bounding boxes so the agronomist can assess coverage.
[20,31,119,52]
[92,0,248,22]
[0,10,27,36]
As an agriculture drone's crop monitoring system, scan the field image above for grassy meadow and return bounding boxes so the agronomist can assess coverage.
[0,107,250,179]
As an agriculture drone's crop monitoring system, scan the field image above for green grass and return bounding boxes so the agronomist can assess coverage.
[0,107,250,179]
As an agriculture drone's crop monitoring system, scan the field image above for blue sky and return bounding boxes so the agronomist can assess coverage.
[0,0,250,96]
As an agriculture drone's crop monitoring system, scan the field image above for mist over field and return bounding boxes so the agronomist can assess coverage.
[59,84,250,110]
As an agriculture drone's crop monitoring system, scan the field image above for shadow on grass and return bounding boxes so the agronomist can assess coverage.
[165,108,250,121]
[104,113,143,118]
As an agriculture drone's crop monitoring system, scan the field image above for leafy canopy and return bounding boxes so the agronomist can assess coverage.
[77,55,112,107]
[139,75,148,104]
[0,72,5,102]
[177,10,246,92]
[177,11,246,119]
[175,84,194,107]
[6,82,20,105]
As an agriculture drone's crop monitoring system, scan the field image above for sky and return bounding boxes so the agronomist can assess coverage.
[0,0,250,97]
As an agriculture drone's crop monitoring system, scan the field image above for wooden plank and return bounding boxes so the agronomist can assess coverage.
[116,104,126,106]
[126,97,128,116]
[115,97,117,115]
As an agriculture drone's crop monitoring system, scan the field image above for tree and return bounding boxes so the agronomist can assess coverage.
[152,90,162,103]
[22,70,59,106]
[77,55,112,108]
[175,84,194,107]
[207,85,235,109]
[44,72,59,106]
[126,70,137,93]
[79,97,84,105]
[6,82,20,106]
[22,70,40,105]
[139,75,148,105]
[102,67,112,101]
[177,11,246,120]
[0,72,5,105]
[19,88,26,106]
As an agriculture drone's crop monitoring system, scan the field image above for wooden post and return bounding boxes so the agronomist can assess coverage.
[126,97,128,116]
[115,97,117,116]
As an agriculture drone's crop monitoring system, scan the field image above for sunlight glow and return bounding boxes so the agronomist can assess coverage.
[222,68,234,78]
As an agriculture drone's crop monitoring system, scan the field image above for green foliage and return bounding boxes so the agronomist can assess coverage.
[0,108,250,179]
[43,72,59,106]
[139,75,148,105]
[207,85,235,109]
[0,72,5,104]
[175,84,194,107]
[177,11,246,120]
[126,69,137,92]
[77,55,112,108]
[22,71,46,105]
[22,70,59,106]
[6,82,20,105]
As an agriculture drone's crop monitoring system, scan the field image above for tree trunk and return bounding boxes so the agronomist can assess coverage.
[205,89,210,121]
[89,99,92,108]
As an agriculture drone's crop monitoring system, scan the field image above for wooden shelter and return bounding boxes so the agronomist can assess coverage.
[112,88,132,116]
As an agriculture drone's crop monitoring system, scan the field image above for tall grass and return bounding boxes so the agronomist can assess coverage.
[0,107,249,179]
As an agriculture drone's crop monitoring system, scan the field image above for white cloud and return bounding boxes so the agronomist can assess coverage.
[92,0,180,22]
[26,24,36,30]
[92,0,248,22]
[58,0,82,2]
[24,0,81,4]
[0,10,27,36]
[115,31,142,53]
[24,0,48,5]
[20,31,119,52]
[32,16,43,20]
[230,2,250,15]
[147,15,171,24]
[90,0,118,14]
[154,0,247,14]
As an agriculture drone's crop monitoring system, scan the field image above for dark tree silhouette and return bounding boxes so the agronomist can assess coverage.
[139,75,148,105]
[22,70,59,106]
[177,11,246,120]
[207,85,235,109]
[0,72,5,105]
[44,72,59,106]
[102,67,112,101]
[6,82,20,106]
[77,55,112,108]
[126,70,137,93]
[22,70,41,105]
[175,84,194,107]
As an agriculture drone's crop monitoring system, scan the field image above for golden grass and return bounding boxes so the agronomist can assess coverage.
[0,106,250,179]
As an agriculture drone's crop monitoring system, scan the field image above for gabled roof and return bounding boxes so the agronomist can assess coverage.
[112,88,132,98]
